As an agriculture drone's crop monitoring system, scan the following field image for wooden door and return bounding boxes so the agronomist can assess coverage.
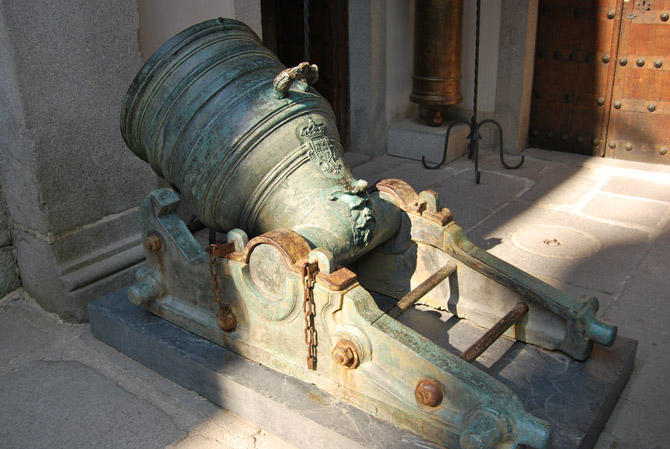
[604,0,670,163]
[529,0,620,156]
[530,0,670,164]
[261,0,350,150]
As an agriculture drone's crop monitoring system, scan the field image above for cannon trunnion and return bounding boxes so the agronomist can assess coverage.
[121,19,616,449]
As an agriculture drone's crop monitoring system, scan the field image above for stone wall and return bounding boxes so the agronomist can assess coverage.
[0,0,157,320]
[0,182,19,297]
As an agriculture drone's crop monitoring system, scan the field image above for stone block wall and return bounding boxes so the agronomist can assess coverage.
[0,182,19,297]
[0,0,157,320]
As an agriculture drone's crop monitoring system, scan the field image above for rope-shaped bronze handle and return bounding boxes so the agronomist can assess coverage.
[273,62,319,98]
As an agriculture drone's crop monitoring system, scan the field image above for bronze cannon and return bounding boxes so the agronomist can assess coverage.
[121,18,616,449]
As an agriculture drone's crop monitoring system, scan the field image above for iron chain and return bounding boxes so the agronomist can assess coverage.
[302,262,317,370]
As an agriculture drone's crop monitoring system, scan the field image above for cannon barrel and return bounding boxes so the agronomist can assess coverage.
[120,18,400,263]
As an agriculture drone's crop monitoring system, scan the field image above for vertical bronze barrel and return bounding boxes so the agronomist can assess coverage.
[410,0,464,126]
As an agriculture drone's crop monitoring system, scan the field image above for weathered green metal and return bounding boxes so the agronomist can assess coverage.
[120,19,618,449]
[133,188,552,449]
[356,179,617,361]
[120,18,398,265]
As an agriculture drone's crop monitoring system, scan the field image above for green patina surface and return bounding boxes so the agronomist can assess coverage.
[119,19,618,449]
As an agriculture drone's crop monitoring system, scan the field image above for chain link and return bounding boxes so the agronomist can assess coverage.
[302,262,317,370]
[207,244,237,331]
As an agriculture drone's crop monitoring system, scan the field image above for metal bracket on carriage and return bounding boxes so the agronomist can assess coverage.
[239,228,358,291]
[375,179,453,225]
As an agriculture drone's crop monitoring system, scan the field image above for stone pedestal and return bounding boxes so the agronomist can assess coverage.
[387,118,469,164]
[90,288,636,449]
[0,0,156,320]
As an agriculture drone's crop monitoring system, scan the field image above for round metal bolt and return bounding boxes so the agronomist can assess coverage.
[659,147,668,156]
[636,58,645,67]
[608,141,617,149]
[661,12,669,22]
[602,54,610,63]
[561,133,569,141]
[576,136,585,144]
[607,10,615,19]
[654,59,663,68]
[586,53,595,62]
[144,234,162,252]
[648,103,657,112]
[624,142,633,151]
[531,129,540,137]
[546,131,554,139]
[619,57,627,66]
[613,100,622,109]
[415,379,443,407]
[570,52,578,61]
[593,138,601,147]
[332,340,359,369]
[553,50,562,60]
[597,97,605,106]
[216,307,237,331]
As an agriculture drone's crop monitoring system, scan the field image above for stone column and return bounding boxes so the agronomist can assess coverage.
[494,0,538,154]
[0,0,157,321]
[348,0,387,158]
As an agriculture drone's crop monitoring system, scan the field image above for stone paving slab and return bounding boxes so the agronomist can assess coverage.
[0,360,185,449]
[0,294,297,449]
[89,288,636,449]
[467,203,650,295]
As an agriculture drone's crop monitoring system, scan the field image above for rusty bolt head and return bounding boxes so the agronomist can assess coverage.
[659,147,667,156]
[546,131,554,139]
[602,54,610,63]
[415,379,443,407]
[619,57,627,66]
[636,58,645,67]
[624,142,633,151]
[607,10,615,19]
[216,307,237,331]
[608,141,617,149]
[654,59,663,68]
[593,138,600,147]
[662,12,669,22]
[613,100,622,109]
[144,234,162,252]
[576,136,584,144]
[561,133,569,141]
[648,103,657,112]
[597,97,605,106]
[332,340,359,368]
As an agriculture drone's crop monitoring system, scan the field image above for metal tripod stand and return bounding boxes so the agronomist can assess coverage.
[422,0,524,184]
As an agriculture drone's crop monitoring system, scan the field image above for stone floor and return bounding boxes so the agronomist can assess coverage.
[1,147,669,448]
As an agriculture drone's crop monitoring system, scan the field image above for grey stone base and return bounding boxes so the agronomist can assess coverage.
[89,288,636,449]
[388,118,469,164]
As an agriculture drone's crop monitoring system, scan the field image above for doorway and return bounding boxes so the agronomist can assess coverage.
[529,0,670,164]
[261,0,350,150]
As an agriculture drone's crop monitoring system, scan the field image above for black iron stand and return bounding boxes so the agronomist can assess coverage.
[422,0,524,184]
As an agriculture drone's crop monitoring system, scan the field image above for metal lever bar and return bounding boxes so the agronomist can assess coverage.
[460,302,529,363]
[388,261,457,319]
